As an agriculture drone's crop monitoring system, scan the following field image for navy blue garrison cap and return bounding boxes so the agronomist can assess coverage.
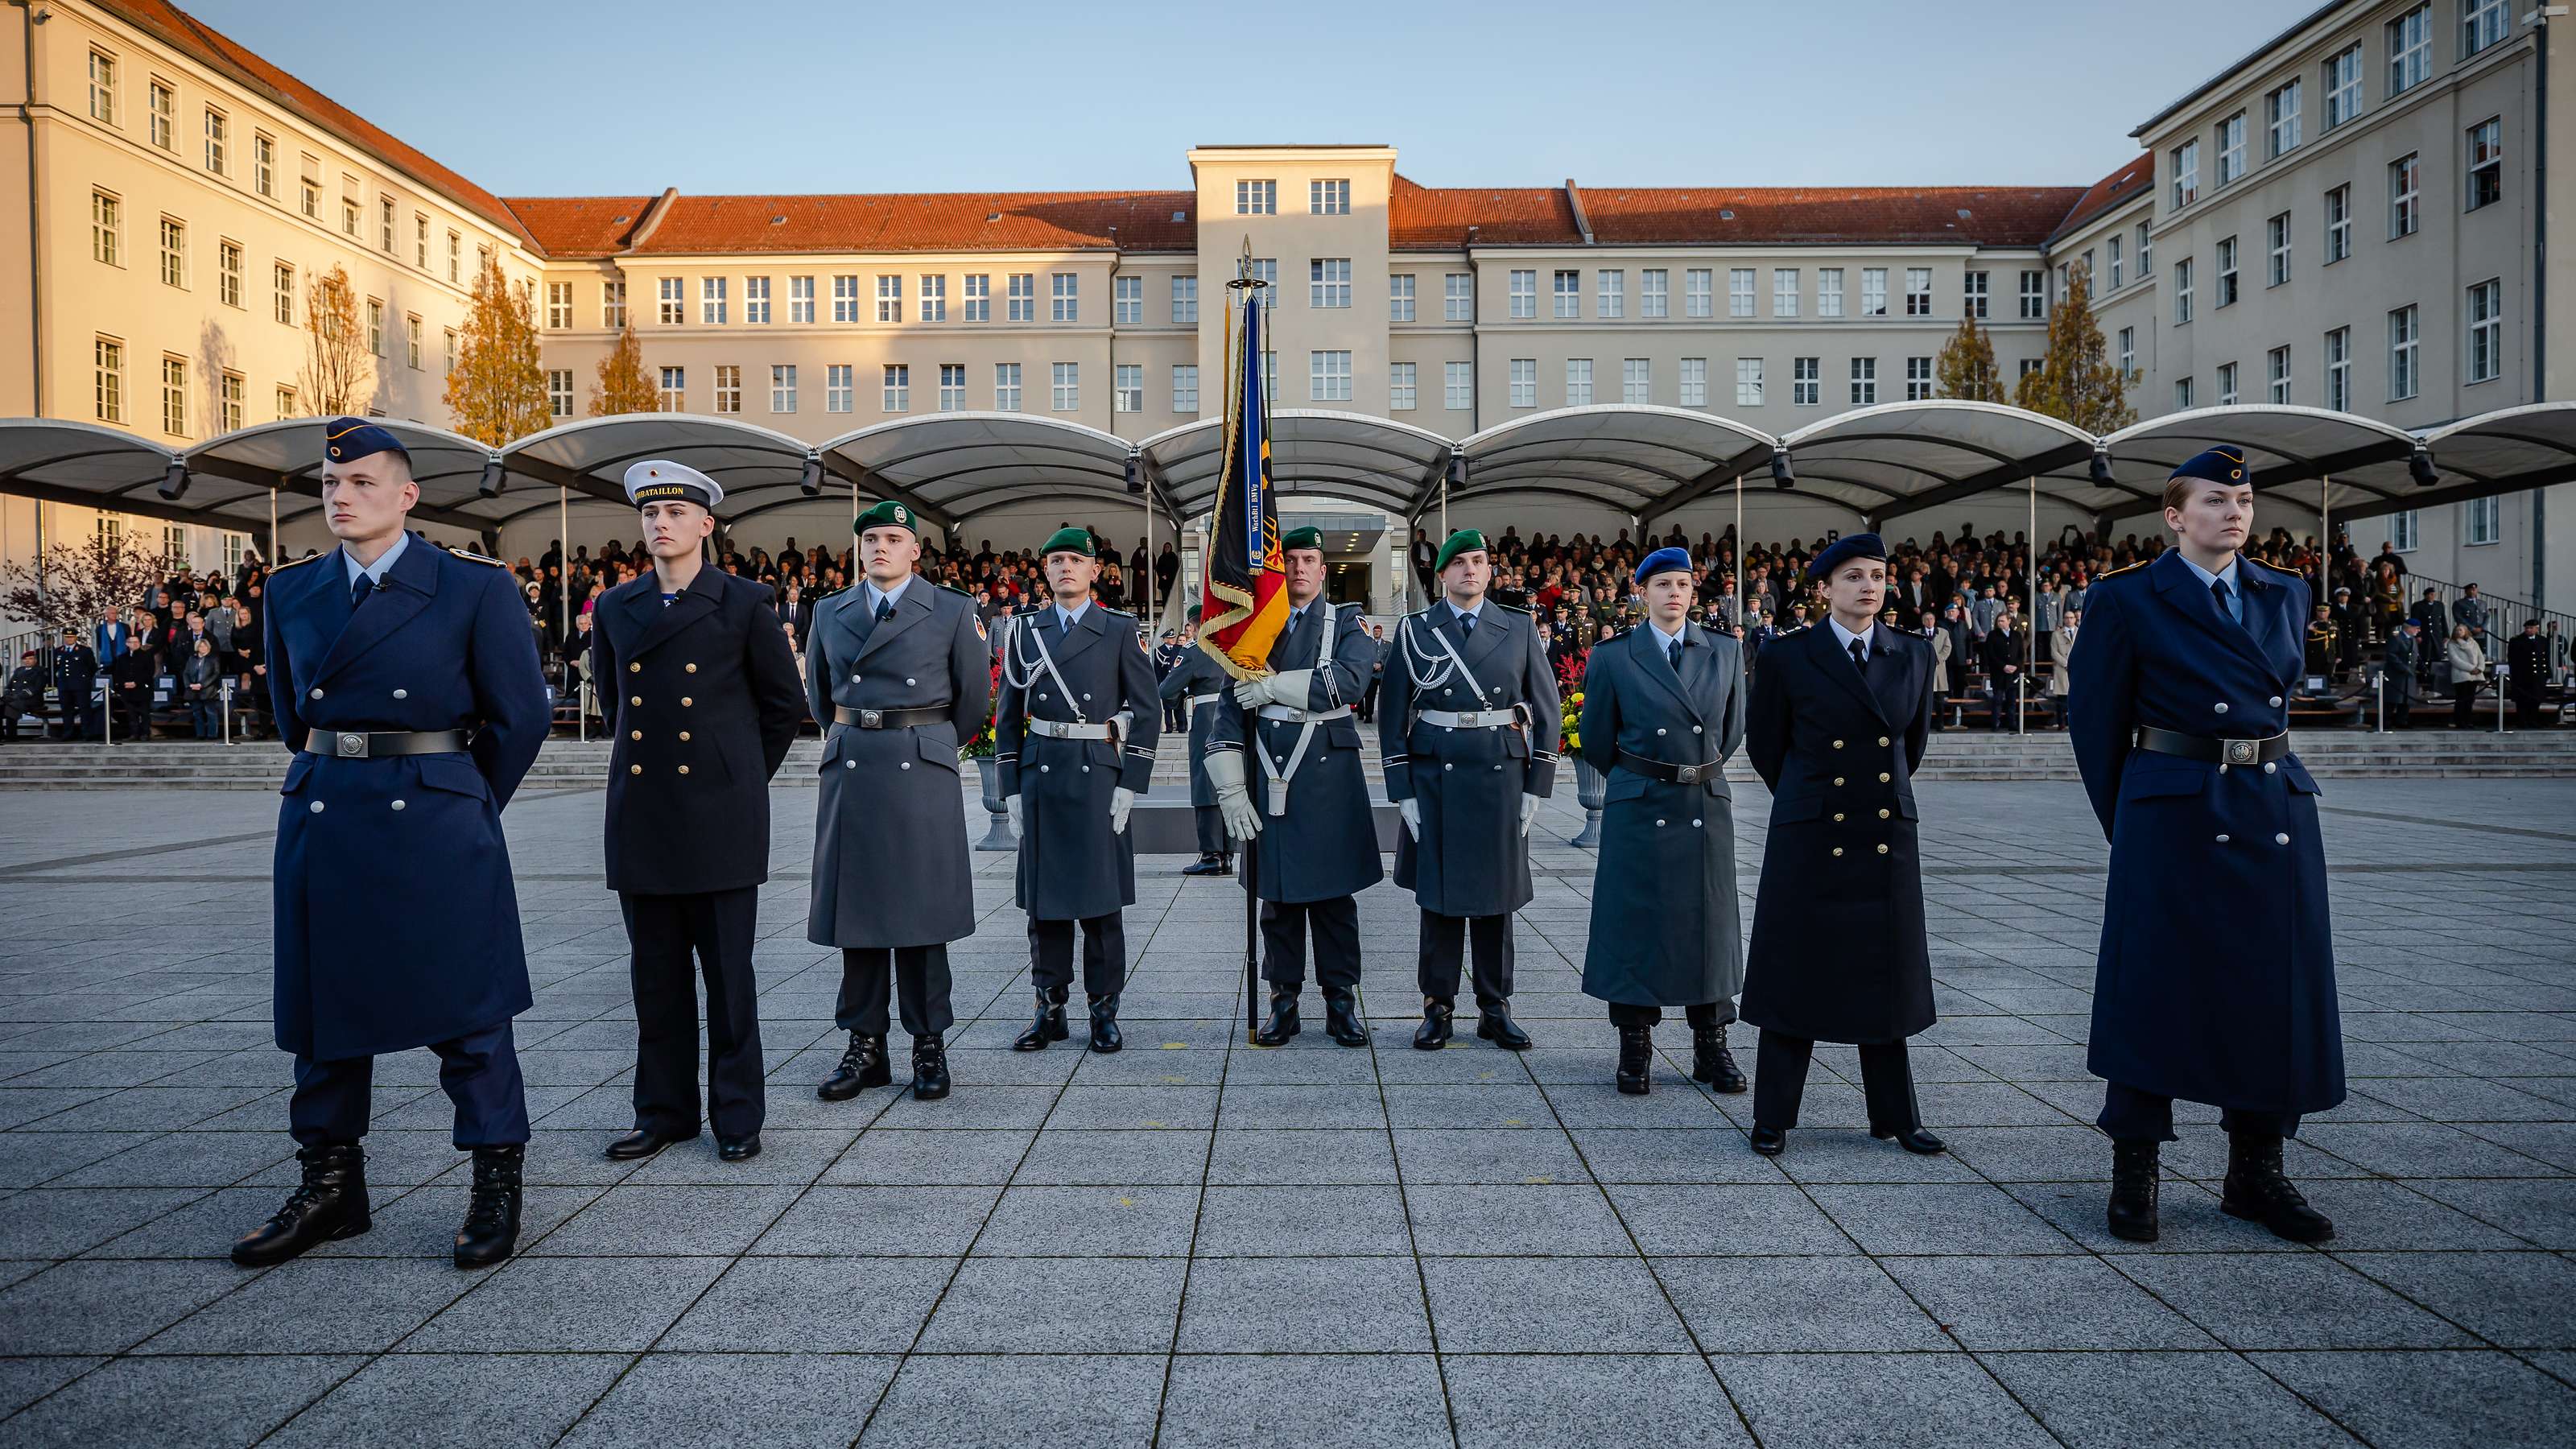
[1633,547,1694,585]
[2169,445,2251,487]
[323,417,408,465]
[1806,532,1888,581]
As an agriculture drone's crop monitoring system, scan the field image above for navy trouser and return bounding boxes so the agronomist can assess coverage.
[623,886,766,1141]
[837,944,956,1039]
[289,1020,529,1150]
[1417,910,1513,1010]
[2098,1082,2300,1143]
[1753,1032,1921,1134]
[1260,894,1360,993]
[1030,913,1126,999]
[1194,805,1227,856]
[1608,999,1732,1029]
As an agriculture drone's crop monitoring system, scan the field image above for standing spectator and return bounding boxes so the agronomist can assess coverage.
[49,630,97,739]
[2444,624,2487,729]
[2,650,43,741]
[1922,609,1951,731]
[2506,620,2548,729]
[2408,587,2449,690]
[2454,583,2489,650]
[183,638,223,737]
[2049,607,2079,728]
[1154,542,1180,608]
[1983,608,2024,730]
[93,607,130,666]
[2381,618,2421,729]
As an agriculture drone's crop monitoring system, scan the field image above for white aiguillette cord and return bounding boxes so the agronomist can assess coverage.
[1253,601,1332,817]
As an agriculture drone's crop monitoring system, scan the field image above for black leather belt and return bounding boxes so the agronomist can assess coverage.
[303,728,469,759]
[833,704,948,729]
[1612,751,1724,785]
[2135,726,2290,766]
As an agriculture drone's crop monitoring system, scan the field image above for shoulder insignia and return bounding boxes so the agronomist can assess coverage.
[445,546,508,568]
[2245,555,2302,578]
[2097,559,2151,580]
[1779,624,1810,636]
[271,551,327,572]
[813,585,851,605]
[1490,600,1530,616]
[938,582,974,600]
[973,613,988,641]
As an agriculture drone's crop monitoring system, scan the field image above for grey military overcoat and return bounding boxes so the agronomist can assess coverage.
[996,605,1161,920]
[1378,601,1562,919]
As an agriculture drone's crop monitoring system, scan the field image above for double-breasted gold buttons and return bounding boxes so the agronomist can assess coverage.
[629,662,640,674]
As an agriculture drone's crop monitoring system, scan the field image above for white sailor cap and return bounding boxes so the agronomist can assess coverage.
[622,460,722,510]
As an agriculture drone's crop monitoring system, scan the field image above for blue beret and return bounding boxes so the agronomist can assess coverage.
[2169,445,2251,487]
[323,417,407,465]
[1806,532,1888,582]
[1634,547,1694,585]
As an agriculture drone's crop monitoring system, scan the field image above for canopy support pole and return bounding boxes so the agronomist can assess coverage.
[558,485,570,645]
[2318,474,2332,606]
[269,486,279,569]
[2025,475,2036,735]
[1734,471,1745,632]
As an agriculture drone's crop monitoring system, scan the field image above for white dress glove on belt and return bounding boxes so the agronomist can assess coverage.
[1206,749,1262,843]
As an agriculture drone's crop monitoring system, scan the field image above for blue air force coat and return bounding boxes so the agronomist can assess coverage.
[1208,603,1385,904]
[1740,623,1937,1044]
[264,534,549,1059]
[806,580,993,947]
[1157,646,1231,808]
[592,568,806,896]
[996,605,1161,920]
[2068,551,2343,1115]
[1578,624,1746,1008]
[1378,601,1563,919]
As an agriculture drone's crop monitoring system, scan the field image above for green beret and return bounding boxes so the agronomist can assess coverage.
[1038,526,1095,559]
[1434,529,1488,574]
[1281,525,1323,552]
[854,498,919,536]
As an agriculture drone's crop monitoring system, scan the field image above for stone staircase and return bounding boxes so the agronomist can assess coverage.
[2,728,2571,789]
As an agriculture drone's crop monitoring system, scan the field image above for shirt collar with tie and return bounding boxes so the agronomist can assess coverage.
[1647,618,1686,667]
[1448,599,1483,632]
[865,576,912,617]
[1828,615,1872,664]
[1053,599,1090,632]
[2176,551,2246,623]
[341,530,410,593]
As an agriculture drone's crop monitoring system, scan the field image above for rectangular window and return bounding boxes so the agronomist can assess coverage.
[272,261,293,324]
[157,216,185,288]
[1509,358,1537,408]
[1595,269,1624,319]
[1389,361,1417,411]
[1731,357,1760,407]
[2139,221,2153,276]
[2267,213,2291,286]
[2466,118,2503,211]
[88,49,117,125]
[445,230,460,283]
[1236,179,1276,215]
[93,337,122,423]
[2217,113,2246,184]
[411,214,427,270]
[2174,257,2194,324]
[2388,304,2419,400]
[1640,268,1667,319]
[2175,377,2195,409]
[544,281,572,329]
[1903,268,1932,316]
[1310,258,1351,309]
[379,196,394,253]
[1389,273,1416,322]
[1964,269,1990,316]
[1115,363,1144,412]
[2324,186,2352,263]
[1792,357,1820,407]
[1685,267,1713,318]
[2265,80,2301,159]
[2267,346,2292,402]
[1051,361,1078,411]
[877,274,902,323]
[2388,5,2430,94]
[2390,510,2419,551]
[2464,0,2508,56]
[1860,268,1888,317]
[2390,153,2420,237]
[548,369,575,418]
[1905,356,1934,401]
[2466,496,2502,545]
[1008,273,1035,322]
[1174,364,1200,413]
[743,275,770,324]
[920,274,947,323]
[1729,268,1756,317]
[939,363,966,411]
[1565,358,1594,407]
[2171,139,2200,208]
[964,274,991,323]
[275,384,295,420]
[203,107,227,174]
[444,328,456,375]
[1849,357,1877,405]
[1443,361,1472,411]
[2325,45,2362,129]
[658,365,685,411]
[1554,269,1582,319]
[1170,275,1196,324]
[160,354,186,436]
[90,189,120,266]
[1051,272,1078,322]
[213,241,241,308]
[2325,326,2353,410]
[1443,272,1473,322]
[1249,258,1277,310]
[881,363,908,412]
[1310,179,1349,215]
[1621,357,1650,404]
[2018,270,2044,320]
[1113,275,1139,324]
[1680,357,1709,407]
[365,298,383,356]
[2467,279,2504,383]
[2116,326,2136,378]
[1803,267,1836,319]
[788,275,813,324]
[148,79,172,149]
[826,364,853,413]
[1308,351,1352,402]
[2216,236,2239,307]
[712,364,741,413]
[1509,269,1537,319]
[251,134,276,200]
[994,362,1022,411]
[770,364,797,413]
[1759,268,1790,319]
[701,276,728,324]
[341,196,358,237]
[832,274,860,323]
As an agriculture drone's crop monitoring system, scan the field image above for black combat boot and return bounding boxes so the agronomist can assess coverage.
[1412,997,1455,1051]
[1254,989,1302,1046]
[1615,1025,1653,1096]
[2107,1138,2161,1243]
[1088,993,1124,1053]
[453,1145,523,1269]
[1476,1002,1532,1050]
[817,1032,891,1100]
[232,1144,369,1266]
[910,1034,951,1100]
[1013,988,1070,1051]
[2221,1130,2334,1243]
[1691,1022,1747,1093]
[1323,987,1368,1046]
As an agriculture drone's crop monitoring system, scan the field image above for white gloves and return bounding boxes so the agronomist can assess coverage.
[1110,709,1134,745]
[1207,749,1262,842]
[1398,799,1422,838]
[1110,786,1135,835]
[1232,669,1311,709]
[1519,793,1540,837]
[1006,794,1022,833]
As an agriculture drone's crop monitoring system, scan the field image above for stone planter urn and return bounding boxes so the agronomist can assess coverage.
[973,756,1016,851]
[1570,757,1606,848]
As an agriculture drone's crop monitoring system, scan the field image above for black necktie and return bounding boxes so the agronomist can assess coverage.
[1849,638,1868,674]
[1667,638,1682,671]
[350,574,374,612]
[877,597,895,623]
[1459,612,1476,638]
[2211,578,2237,626]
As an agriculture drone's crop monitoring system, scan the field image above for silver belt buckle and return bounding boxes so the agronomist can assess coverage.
[860,708,883,729]
[1674,762,1703,786]
[336,731,365,758]
[2225,738,2257,765]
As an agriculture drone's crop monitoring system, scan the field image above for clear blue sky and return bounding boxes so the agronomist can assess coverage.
[190,0,2324,197]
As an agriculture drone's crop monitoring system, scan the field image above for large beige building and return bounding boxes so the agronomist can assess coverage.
[3,0,2567,617]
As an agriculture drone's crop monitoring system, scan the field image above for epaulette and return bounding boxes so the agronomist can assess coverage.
[2245,555,2303,578]
[812,585,852,605]
[1778,624,1810,635]
[938,582,974,601]
[2097,559,2150,580]
[272,551,326,572]
[445,546,508,568]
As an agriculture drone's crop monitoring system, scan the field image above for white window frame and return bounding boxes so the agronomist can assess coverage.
[1728,268,1755,318]
[2217,112,2247,185]
[1509,270,1537,319]
[1772,268,1798,318]
[1113,275,1140,325]
[1171,275,1197,324]
[1008,274,1035,323]
[1050,361,1078,412]
[2267,346,2292,403]
[2325,326,2352,411]
[1051,272,1078,322]
[1791,357,1820,407]
[2217,361,2240,410]
[1904,268,1931,316]
[1965,269,1990,316]
[2388,5,2430,95]
[1818,268,1844,318]
[1174,364,1200,413]
[1730,357,1759,407]
[1685,268,1713,318]
[2324,44,2362,129]
[1509,358,1537,409]
[1620,357,1649,404]
[1905,356,1934,401]
[832,274,860,323]
[1565,357,1593,407]
[1598,269,1624,319]
[2171,139,2200,208]
[2215,235,2239,307]
[544,281,572,329]
[882,363,910,413]
[939,363,966,412]
[1444,272,1472,322]
[2389,153,2420,237]
[788,275,813,324]
[700,276,727,324]
[2265,79,2302,159]
[1115,363,1144,413]
[1310,179,1349,215]
[964,274,990,323]
[1849,357,1877,405]
[770,364,797,413]
[2466,279,2503,385]
[826,364,853,414]
[2325,185,2351,263]
[2465,496,2502,546]
[712,364,741,414]
[1235,179,1276,215]
[1554,270,1581,319]
[2174,257,2194,324]
[1307,351,1352,402]
[658,365,686,412]
[1310,258,1351,309]
[2466,118,2503,212]
[2267,213,2291,287]
[2390,509,2419,552]
[2388,304,2419,401]
[1389,361,1417,411]
[1389,273,1416,323]
[877,274,902,323]
[2463,0,2507,56]
[1640,268,1667,319]
[919,274,947,323]
[1860,268,1888,317]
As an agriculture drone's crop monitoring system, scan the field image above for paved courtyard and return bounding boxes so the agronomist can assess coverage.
[0,775,2570,1447]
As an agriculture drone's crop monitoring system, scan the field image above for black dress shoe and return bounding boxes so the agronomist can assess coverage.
[1872,1125,1946,1155]
[1323,989,1369,1046]
[232,1143,369,1266]
[1412,998,1454,1051]
[1476,1005,1532,1050]
[605,1128,691,1161]
[2221,1130,2334,1243]
[1088,994,1123,1053]
[1692,1023,1748,1094]
[1013,991,1069,1051]
[2107,1137,2161,1243]
[1254,990,1302,1046]
[716,1135,761,1162]
[818,1032,891,1100]
[911,1034,951,1100]
[1615,1024,1653,1095]
[1748,1125,1786,1157]
[453,1145,523,1269]
[1217,852,1235,877]
[1181,852,1228,876]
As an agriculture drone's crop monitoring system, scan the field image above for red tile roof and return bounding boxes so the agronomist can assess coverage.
[503,191,1200,257]
[1388,175,2092,251]
[2049,155,2155,242]
[93,1,538,248]
[1387,175,1581,248]
[497,196,655,260]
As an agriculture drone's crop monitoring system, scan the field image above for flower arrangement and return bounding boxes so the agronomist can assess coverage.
[960,654,1002,759]
[1560,688,1584,753]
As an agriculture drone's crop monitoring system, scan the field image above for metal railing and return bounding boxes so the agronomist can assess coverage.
[2391,571,2576,681]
